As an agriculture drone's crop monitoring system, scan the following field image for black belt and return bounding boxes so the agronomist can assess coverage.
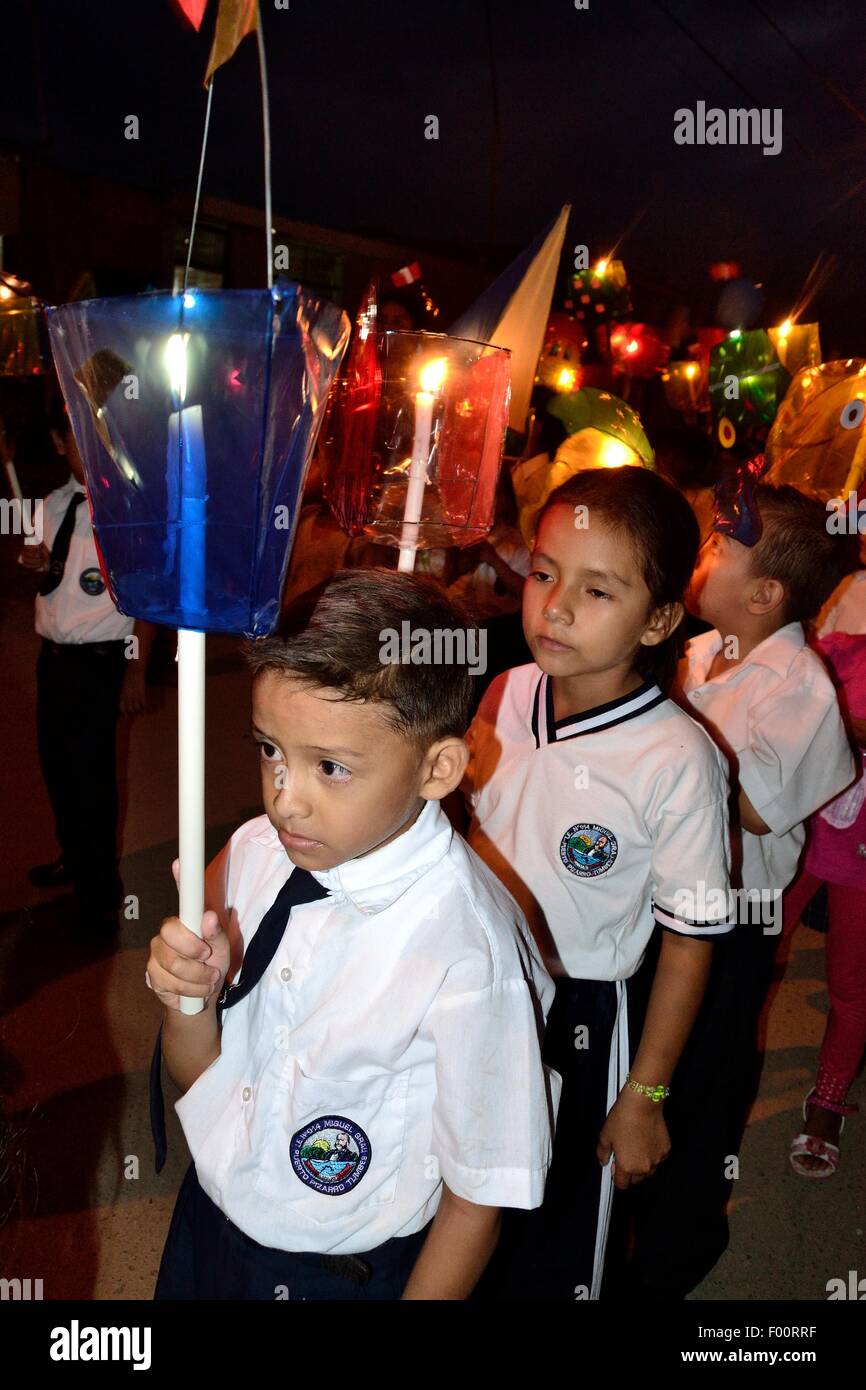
[41,637,127,658]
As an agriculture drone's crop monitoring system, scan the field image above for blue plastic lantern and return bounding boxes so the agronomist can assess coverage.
[46,286,350,636]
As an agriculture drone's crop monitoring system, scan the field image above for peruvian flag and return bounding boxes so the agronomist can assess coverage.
[391,262,421,287]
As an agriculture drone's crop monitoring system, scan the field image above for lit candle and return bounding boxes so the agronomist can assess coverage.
[684,360,700,409]
[398,356,447,572]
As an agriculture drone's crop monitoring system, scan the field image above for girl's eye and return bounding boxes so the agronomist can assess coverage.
[319,760,351,781]
[587,588,611,601]
[257,740,283,763]
[529,569,553,582]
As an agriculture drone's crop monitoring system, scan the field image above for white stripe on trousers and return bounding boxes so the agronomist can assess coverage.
[589,979,629,1300]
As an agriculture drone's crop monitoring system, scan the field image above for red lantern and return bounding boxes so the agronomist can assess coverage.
[535,312,586,392]
[609,323,670,379]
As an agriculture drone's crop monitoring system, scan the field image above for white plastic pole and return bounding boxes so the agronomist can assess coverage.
[177,628,206,1016]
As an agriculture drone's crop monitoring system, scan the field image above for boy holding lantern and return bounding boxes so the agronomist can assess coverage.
[147,569,557,1300]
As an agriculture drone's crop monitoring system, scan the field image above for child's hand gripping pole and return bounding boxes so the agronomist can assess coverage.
[177,628,206,1016]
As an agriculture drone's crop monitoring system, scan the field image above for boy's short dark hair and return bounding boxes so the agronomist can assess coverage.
[246,569,475,748]
[750,484,860,623]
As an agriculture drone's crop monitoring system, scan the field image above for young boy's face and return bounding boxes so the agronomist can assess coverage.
[523,503,662,680]
[686,530,757,629]
[251,672,440,870]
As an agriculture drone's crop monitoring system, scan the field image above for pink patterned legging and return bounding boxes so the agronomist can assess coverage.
[783,869,866,1105]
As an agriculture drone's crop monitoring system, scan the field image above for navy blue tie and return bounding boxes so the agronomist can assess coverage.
[150,866,329,1173]
[39,491,85,596]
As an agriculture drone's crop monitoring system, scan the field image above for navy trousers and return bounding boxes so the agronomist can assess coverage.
[155,1164,431,1301]
[36,638,126,918]
[479,952,655,1302]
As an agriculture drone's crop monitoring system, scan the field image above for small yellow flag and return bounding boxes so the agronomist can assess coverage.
[205,0,259,86]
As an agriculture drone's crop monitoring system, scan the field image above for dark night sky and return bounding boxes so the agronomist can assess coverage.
[5,0,866,346]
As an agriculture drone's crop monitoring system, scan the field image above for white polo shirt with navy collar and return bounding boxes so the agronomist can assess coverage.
[463,664,733,982]
[174,799,559,1256]
[681,622,855,896]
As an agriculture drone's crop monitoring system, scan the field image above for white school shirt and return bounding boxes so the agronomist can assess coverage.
[175,799,559,1256]
[34,480,133,645]
[462,664,733,982]
[681,623,855,895]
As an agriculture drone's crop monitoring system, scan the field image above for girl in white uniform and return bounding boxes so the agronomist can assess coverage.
[463,466,733,1300]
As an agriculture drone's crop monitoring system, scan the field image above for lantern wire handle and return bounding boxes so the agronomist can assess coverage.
[183,78,214,296]
[256,18,274,290]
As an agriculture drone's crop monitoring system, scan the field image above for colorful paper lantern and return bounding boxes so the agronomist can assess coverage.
[320,328,511,568]
[567,258,632,325]
[47,287,350,635]
[767,320,821,376]
[709,329,790,452]
[548,388,654,467]
[0,295,45,377]
[609,322,670,379]
[512,388,654,542]
[713,451,771,547]
[661,359,706,414]
[535,312,585,392]
[765,359,866,503]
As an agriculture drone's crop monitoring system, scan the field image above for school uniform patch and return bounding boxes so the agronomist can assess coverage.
[290,1115,371,1196]
[560,823,618,877]
[79,567,106,596]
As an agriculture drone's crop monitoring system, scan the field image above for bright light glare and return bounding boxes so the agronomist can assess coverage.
[556,366,577,391]
[598,438,633,468]
[419,357,448,393]
[165,333,190,400]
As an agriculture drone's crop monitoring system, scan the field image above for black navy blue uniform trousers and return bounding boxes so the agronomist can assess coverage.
[479,945,656,1301]
[625,924,777,1298]
[36,638,126,918]
[155,1164,430,1301]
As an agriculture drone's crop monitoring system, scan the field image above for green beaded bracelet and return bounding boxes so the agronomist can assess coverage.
[625,1073,670,1103]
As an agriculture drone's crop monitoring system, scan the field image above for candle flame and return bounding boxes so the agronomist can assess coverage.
[684,362,700,378]
[556,366,577,391]
[595,258,608,276]
[419,357,447,393]
[778,318,792,337]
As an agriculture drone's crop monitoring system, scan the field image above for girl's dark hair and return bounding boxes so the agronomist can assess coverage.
[539,466,700,692]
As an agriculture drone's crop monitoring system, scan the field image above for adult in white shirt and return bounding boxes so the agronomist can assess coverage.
[21,411,155,936]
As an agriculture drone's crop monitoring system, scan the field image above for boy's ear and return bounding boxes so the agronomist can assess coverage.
[420,736,470,801]
[746,575,786,617]
[640,601,683,649]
